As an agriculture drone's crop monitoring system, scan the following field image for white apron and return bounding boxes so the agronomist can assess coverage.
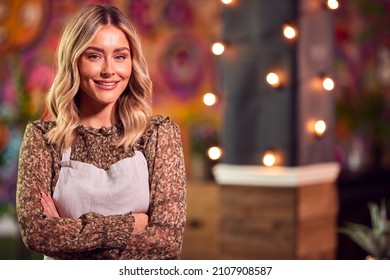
[44,147,149,259]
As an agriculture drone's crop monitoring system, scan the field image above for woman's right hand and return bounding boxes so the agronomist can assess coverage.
[41,192,60,217]
[132,213,149,234]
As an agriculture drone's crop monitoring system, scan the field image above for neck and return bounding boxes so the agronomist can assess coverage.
[79,103,117,128]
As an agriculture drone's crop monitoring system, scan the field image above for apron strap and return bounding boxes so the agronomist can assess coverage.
[60,147,71,167]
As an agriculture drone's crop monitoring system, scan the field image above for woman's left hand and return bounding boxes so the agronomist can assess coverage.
[41,192,60,217]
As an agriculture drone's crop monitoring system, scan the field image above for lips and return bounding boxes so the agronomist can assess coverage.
[94,80,119,90]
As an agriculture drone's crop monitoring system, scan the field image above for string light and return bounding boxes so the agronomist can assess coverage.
[208,146,222,160]
[283,23,297,40]
[203,92,217,106]
[314,120,327,137]
[262,150,277,167]
[326,0,339,10]
[266,72,281,88]
[322,76,334,91]
[221,0,234,5]
[212,42,225,55]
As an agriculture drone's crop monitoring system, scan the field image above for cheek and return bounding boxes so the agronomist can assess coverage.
[118,63,132,79]
[78,61,99,80]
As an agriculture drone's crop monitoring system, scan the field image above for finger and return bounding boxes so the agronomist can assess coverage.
[41,199,50,215]
[41,195,50,209]
[45,199,56,216]
[41,193,59,217]
[41,192,50,202]
[41,197,52,215]
[41,193,54,209]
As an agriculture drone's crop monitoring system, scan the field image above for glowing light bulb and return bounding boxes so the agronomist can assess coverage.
[322,77,334,91]
[203,93,217,106]
[263,151,276,167]
[326,0,339,10]
[208,146,222,160]
[212,42,225,55]
[283,24,297,39]
[266,72,281,88]
[221,0,234,4]
[314,120,327,137]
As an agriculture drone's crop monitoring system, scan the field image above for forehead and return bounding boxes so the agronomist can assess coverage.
[89,25,130,47]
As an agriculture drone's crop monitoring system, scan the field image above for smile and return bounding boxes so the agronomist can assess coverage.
[94,81,119,86]
[94,80,120,90]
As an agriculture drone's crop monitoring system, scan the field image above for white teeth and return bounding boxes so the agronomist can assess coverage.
[97,81,116,86]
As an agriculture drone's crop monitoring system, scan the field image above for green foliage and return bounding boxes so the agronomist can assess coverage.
[339,200,390,259]
[353,0,390,43]
[336,92,390,146]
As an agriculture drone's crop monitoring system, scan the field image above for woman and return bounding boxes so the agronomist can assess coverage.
[16,4,186,259]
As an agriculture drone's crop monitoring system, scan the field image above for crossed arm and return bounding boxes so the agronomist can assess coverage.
[40,193,149,235]
[16,118,186,259]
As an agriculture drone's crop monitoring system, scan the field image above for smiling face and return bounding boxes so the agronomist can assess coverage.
[77,25,132,116]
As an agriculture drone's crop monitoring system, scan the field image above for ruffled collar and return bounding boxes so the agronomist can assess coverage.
[76,123,122,136]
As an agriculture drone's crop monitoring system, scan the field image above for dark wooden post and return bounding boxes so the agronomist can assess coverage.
[214,0,340,259]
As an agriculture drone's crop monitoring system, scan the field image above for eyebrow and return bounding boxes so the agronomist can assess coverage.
[84,46,130,53]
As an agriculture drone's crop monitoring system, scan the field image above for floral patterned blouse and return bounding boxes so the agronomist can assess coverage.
[16,115,186,259]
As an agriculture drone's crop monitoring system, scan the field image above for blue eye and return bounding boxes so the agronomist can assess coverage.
[115,55,127,60]
[87,54,100,60]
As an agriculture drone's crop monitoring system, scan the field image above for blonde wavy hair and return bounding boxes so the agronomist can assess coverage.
[45,4,152,150]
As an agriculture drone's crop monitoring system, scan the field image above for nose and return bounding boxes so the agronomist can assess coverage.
[101,60,115,77]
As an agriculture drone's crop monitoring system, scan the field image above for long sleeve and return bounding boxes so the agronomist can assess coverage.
[120,117,187,259]
[16,123,135,258]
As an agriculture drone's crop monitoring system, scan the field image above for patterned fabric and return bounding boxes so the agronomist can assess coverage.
[16,115,187,259]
